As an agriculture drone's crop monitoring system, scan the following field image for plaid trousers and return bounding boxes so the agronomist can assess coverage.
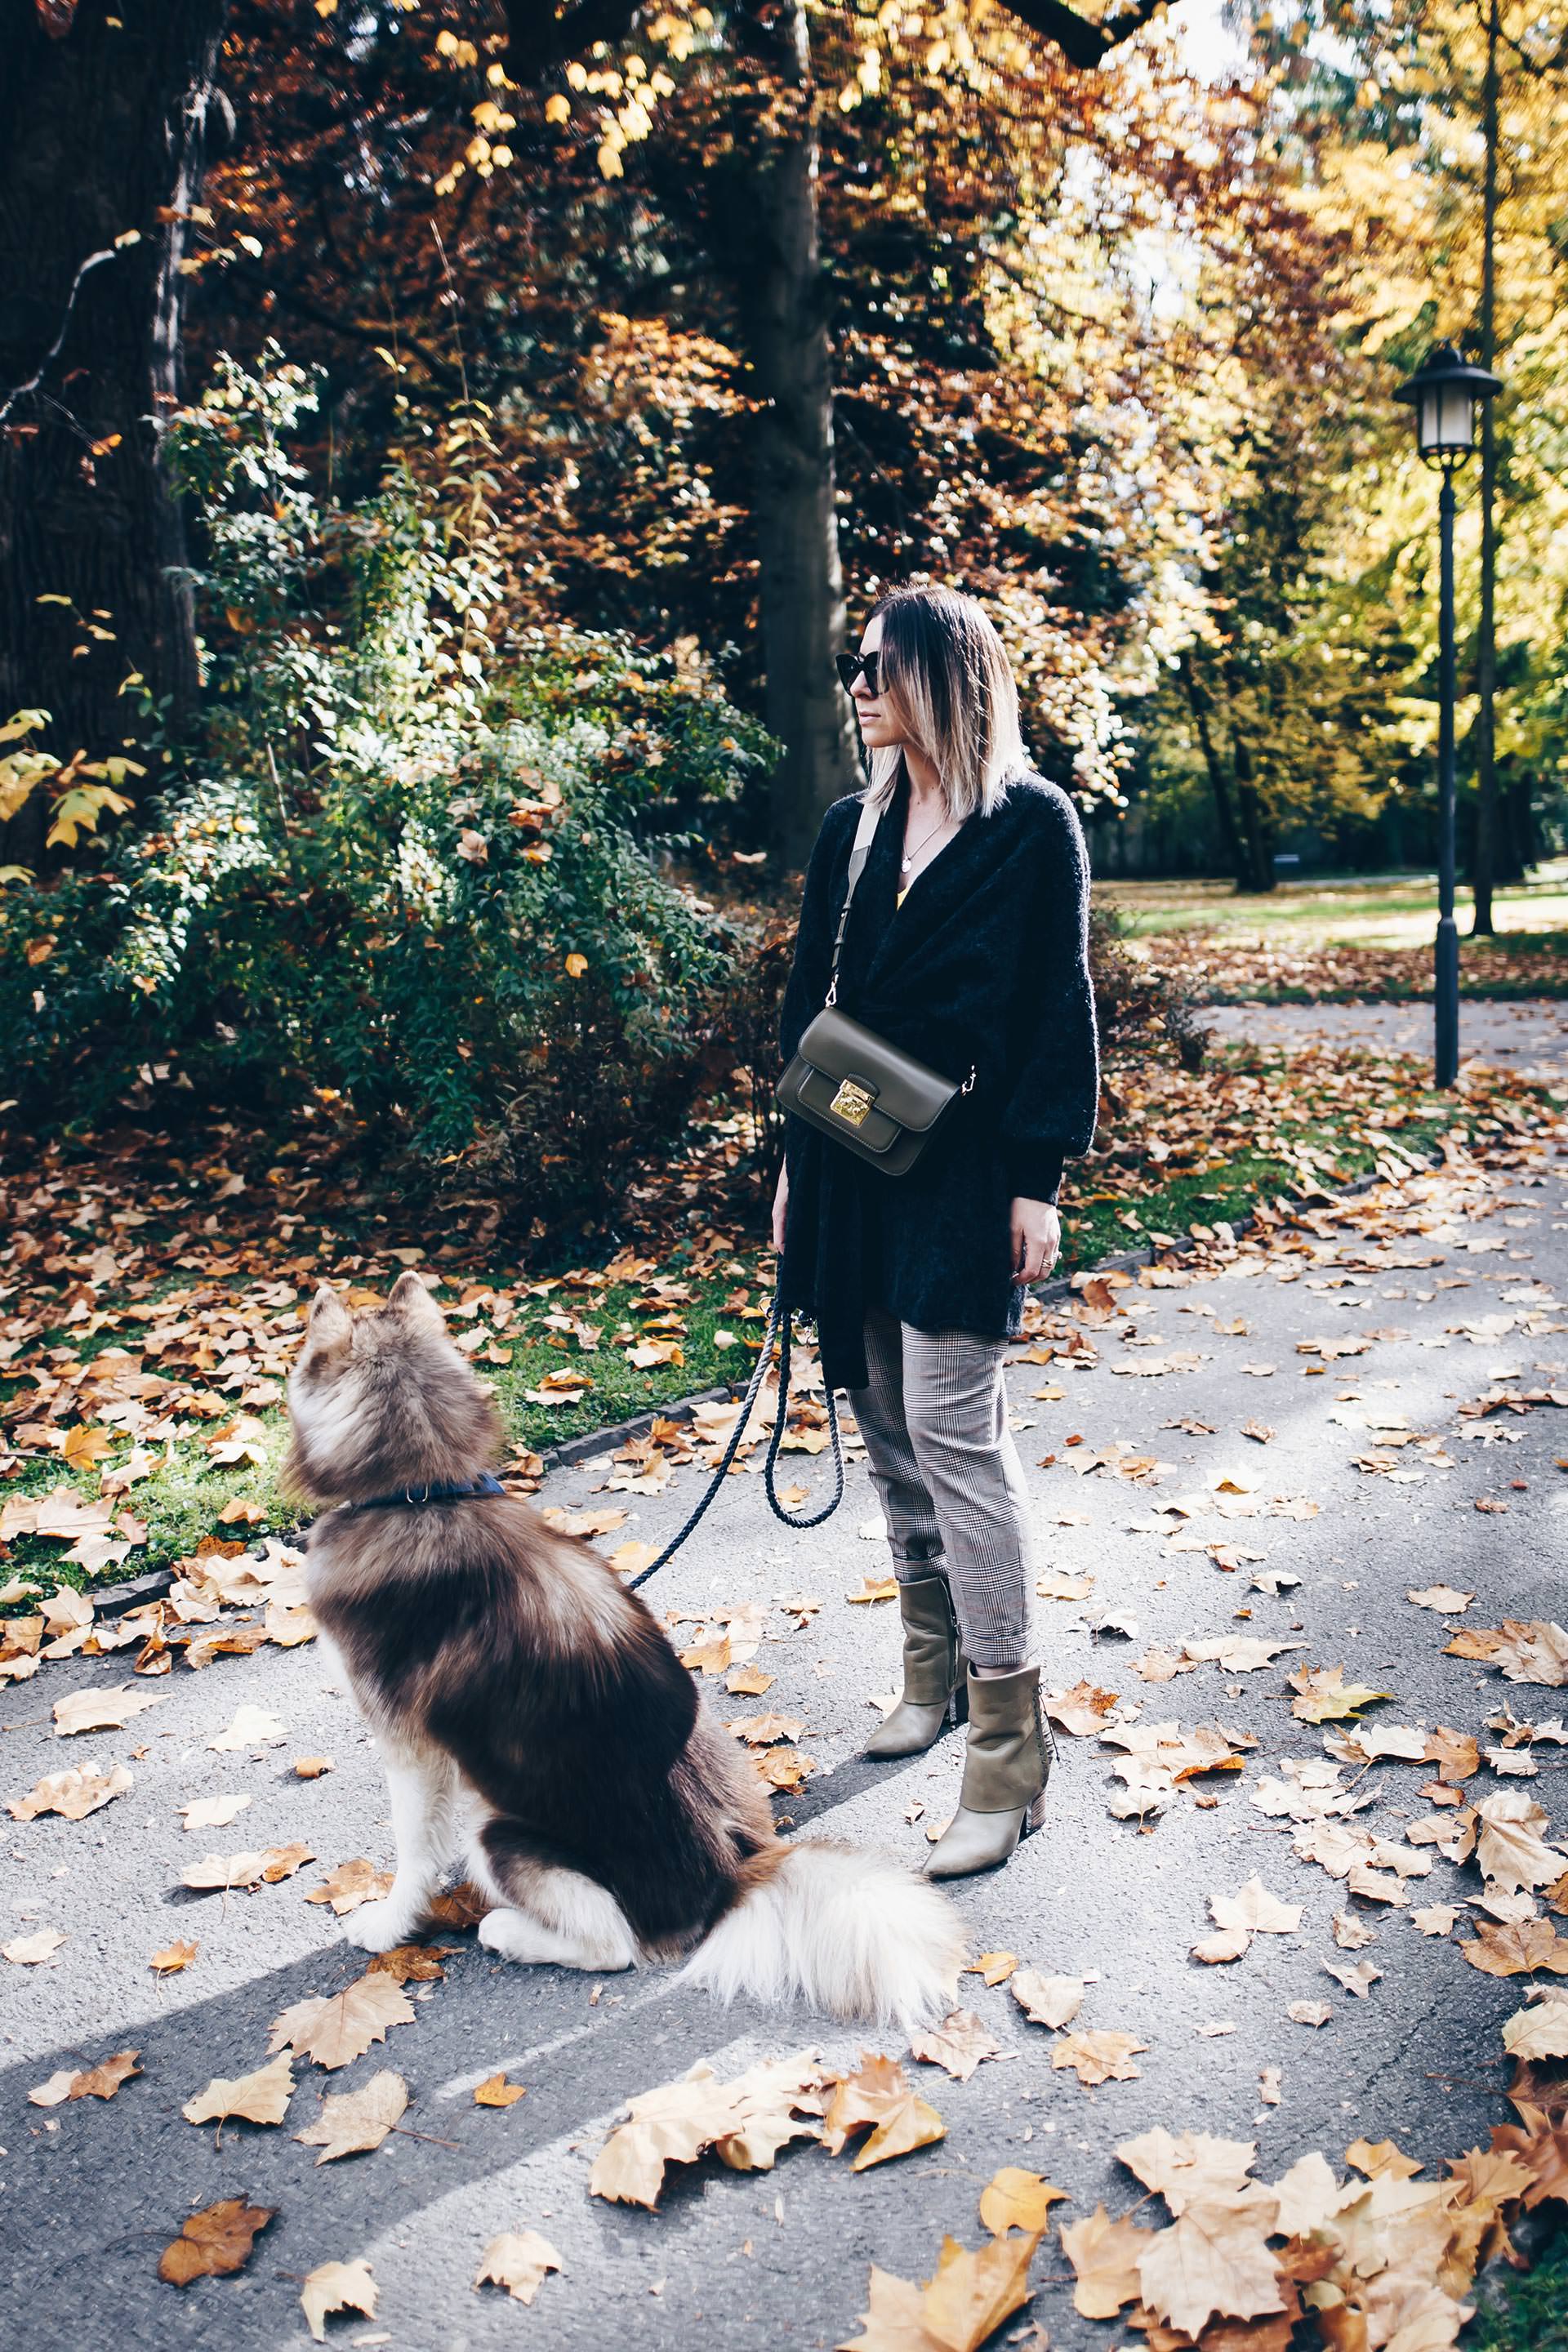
[844,1299,1035,1669]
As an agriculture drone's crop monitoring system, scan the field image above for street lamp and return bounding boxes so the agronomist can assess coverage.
[1393,341,1502,1088]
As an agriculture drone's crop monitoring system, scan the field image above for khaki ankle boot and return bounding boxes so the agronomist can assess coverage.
[862,1573,969,1760]
[924,1664,1053,1879]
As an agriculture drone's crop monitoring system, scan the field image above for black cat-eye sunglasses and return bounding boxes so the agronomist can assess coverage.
[835,649,881,695]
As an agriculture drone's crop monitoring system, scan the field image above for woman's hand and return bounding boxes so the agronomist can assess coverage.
[1009,1196,1061,1285]
[771,1162,790,1254]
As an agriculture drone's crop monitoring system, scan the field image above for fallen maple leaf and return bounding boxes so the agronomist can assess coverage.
[293,1756,333,1779]
[207,1703,287,1750]
[1288,1665,1393,1723]
[1116,2127,1259,2214]
[1323,1958,1382,1998]
[301,2257,377,2343]
[1289,2000,1333,2027]
[838,2228,1040,2352]
[182,2051,296,2131]
[180,1793,251,1832]
[1052,2029,1147,2086]
[1192,1927,1254,1965]
[295,2070,408,2163]
[3,1927,66,1965]
[1443,1620,1568,1688]
[1136,2192,1285,2340]
[908,2009,1006,2083]
[305,1859,396,1916]
[1044,1681,1120,1737]
[1011,1971,1085,2029]
[151,1940,198,1975]
[474,2230,564,2305]
[1458,1919,1568,1977]
[425,1879,488,1929]
[28,2069,80,2108]
[752,1744,816,1792]
[7,1762,133,1820]
[978,2167,1069,2236]
[52,1683,163,1737]
[69,2049,141,2100]
[268,1974,415,2070]
[590,2052,830,2207]
[158,2198,274,2287]
[1501,1993,1568,2062]
[1209,1877,1303,1936]
[1344,2136,1422,2180]
[1473,1790,1568,1893]
[964,1951,1018,1988]
[180,1842,314,1891]
[1060,2203,1155,2318]
[822,2052,947,2170]
[474,2072,528,2107]
[1408,1586,1474,1613]
[365,1942,452,1983]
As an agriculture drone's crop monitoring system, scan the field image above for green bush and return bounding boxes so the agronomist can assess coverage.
[0,349,777,1238]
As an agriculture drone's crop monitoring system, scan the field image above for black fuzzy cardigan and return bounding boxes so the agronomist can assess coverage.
[777,760,1099,1394]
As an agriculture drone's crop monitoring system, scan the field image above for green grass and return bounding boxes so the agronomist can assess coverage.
[1,1248,777,1592]
[1464,2221,1568,2351]
[1102,858,1568,951]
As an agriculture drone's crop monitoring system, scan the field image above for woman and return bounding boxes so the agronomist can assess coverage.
[771,585,1098,1880]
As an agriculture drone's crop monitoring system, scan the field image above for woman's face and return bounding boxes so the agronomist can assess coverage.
[846,616,906,751]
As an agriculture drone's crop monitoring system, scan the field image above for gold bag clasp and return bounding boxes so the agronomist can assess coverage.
[830,1076,875,1127]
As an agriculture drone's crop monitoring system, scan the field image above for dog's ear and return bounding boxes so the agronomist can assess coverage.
[302,1283,352,1363]
[387,1267,445,1332]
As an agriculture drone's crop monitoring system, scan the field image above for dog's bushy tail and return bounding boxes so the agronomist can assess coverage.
[679,1843,964,2037]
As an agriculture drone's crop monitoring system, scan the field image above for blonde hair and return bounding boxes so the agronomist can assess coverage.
[861,586,1028,821]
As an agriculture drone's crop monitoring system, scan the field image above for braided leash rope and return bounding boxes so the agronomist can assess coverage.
[625,1282,844,1592]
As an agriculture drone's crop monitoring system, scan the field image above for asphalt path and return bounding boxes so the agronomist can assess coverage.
[2,1116,1566,2350]
[1205,995,1567,1083]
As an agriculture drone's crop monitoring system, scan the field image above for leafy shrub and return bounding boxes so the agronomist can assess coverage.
[1088,902,1211,1071]
[0,349,777,1239]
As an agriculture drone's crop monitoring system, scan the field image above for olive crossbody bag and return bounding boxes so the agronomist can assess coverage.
[775,789,976,1176]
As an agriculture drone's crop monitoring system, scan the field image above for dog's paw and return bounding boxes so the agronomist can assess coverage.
[341,1898,416,1955]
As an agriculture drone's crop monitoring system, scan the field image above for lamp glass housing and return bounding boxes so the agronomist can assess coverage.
[1419,381,1477,458]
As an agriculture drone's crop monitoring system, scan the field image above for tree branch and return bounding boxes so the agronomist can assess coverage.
[996,0,1170,69]
[0,243,120,426]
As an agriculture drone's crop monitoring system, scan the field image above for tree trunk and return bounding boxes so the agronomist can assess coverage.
[0,0,224,870]
[1178,649,1246,885]
[1230,720,1274,893]
[1471,0,1501,938]
[724,1,862,871]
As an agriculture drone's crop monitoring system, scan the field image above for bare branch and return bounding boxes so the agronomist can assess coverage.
[0,243,120,427]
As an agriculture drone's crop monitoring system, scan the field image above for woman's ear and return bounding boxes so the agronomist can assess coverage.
[387,1267,445,1331]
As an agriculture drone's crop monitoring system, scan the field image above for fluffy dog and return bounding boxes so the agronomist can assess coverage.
[284,1272,963,2031]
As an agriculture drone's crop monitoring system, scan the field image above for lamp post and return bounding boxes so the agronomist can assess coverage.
[1393,341,1502,1088]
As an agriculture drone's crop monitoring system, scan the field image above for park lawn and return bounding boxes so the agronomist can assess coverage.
[0,1045,1554,1600]
[1102,858,1568,947]
[1101,862,1568,1002]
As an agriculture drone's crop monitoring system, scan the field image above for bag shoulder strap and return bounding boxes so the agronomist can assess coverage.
[825,789,883,1008]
